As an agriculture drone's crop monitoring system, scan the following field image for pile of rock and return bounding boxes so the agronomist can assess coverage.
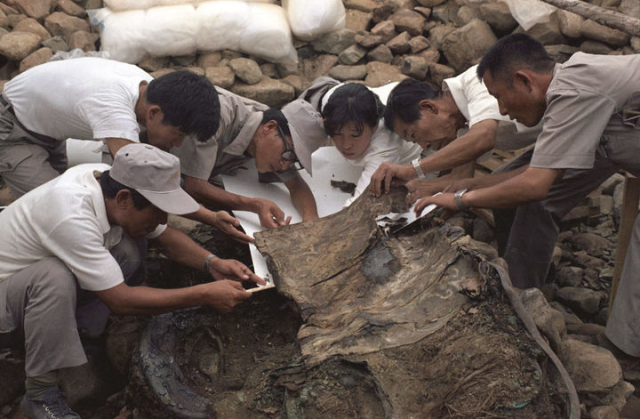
[1,0,639,108]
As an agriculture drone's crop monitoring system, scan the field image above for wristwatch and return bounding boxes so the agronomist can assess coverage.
[411,158,425,178]
[454,189,469,211]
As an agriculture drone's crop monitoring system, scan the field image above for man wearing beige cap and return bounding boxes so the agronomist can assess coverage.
[172,88,327,230]
[0,144,263,419]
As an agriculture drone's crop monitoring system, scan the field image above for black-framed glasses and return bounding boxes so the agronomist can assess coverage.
[277,125,303,171]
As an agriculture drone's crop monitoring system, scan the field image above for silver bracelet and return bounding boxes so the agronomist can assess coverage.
[203,253,216,272]
[454,189,469,211]
[411,158,425,178]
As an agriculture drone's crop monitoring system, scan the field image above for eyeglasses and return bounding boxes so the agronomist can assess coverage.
[277,125,302,171]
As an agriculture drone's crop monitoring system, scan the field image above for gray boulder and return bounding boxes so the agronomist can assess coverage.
[364,61,406,87]
[13,0,52,20]
[229,57,262,85]
[0,31,41,61]
[442,19,497,72]
[231,76,295,108]
[329,64,367,81]
[313,28,357,55]
[205,66,235,89]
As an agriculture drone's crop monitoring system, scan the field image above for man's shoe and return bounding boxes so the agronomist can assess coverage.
[20,388,81,419]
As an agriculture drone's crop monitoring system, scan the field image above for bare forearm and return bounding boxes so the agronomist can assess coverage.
[152,227,211,272]
[287,178,319,220]
[102,284,209,315]
[183,174,262,213]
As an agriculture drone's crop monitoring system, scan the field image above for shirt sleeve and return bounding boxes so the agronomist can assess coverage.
[42,215,124,292]
[463,76,506,127]
[530,88,616,170]
[171,135,220,180]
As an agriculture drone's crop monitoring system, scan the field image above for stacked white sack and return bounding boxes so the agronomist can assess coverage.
[90,1,297,64]
[282,0,345,41]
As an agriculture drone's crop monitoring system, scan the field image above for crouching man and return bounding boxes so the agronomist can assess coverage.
[0,144,264,419]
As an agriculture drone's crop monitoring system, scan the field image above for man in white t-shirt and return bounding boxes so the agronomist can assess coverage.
[369,65,539,199]
[0,144,263,419]
[0,57,220,198]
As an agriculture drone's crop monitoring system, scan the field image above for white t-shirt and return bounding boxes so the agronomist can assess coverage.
[0,164,165,291]
[321,82,423,206]
[3,57,152,143]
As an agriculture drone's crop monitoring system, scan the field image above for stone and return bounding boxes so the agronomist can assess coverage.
[600,0,621,6]
[370,20,396,43]
[366,44,393,63]
[85,0,103,9]
[150,68,174,78]
[427,23,456,50]
[0,11,7,31]
[0,31,40,61]
[68,30,98,52]
[229,57,262,85]
[259,63,279,79]
[408,35,430,54]
[371,2,395,24]
[205,66,235,89]
[171,55,195,66]
[581,20,630,47]
[345,9,372,33]
[620,0,640,19]
[221,49,243,60]
[301,54,338,85]
[56,0,85,17]
[138,56,170,72]
[312,28,357,55]
[386,31,411,55]
[560,338,622,394]
[479,2,517,33]
[390,9,425,37]
[416,0,446,6]
[557,10,584,39]
[13,18,51,43]
[601,173,625,195]
[364,61,406,87]
[518,14,565,45]
[231,76,295,109]
[428,62,455,86]
[442,19,497,72]
[7,13,28,28]
[41,35,68,53]
[18,46,52,73]
[13,0,52,20]
[590,405,620,419]
[281,75,303,95]
[455,5,482,27]
[432,3,459,24]
[418,47,440,63]
[355,32,384,48]
[277,60,298,78]
[339,44,367,65]
[569,232,613,254]
[556,266,583,288]
[329,64,367,81]
[0,4,19,16]
[197,51,222,68]
[545,44,579,63]
[183,66,204,76]
[401,56,427,80]
[632,37,640,53]
[0,27,8,39]
[415,7,431,20]
[602,380,635,412]
[520,288,567,353]
[555,286,604,315]
[344,0,379,12]
[567,322,605,338]
[44,12,90,43]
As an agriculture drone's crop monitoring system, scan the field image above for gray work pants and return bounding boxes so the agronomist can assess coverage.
[493,147,617,289]
[0,103,67,198]
[0,235,145,377]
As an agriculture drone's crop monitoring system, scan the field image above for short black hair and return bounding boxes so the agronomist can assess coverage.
[477,34,555,85]
[322,83,383,137]
[383,78,440,132]
[262,108,291,137]
[146,70,220,143]
[100,170,151,210]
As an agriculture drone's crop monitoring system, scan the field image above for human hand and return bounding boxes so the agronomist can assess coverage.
[202,280,251,313]
[370,162,414,197]
[414,192,459,216]
[255,198,291,229]
[208,257,266,286]
[406,179,448,205]
[211,211,254,244]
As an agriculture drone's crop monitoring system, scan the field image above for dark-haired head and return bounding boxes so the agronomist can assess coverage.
[146,70,220,142]
[322,83,383,137]
[383,79,441,132]
[261,108,291,138]
[100,170,150,210]
[477,34,554,85]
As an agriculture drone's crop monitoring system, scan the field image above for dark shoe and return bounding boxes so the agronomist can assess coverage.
[20,388,81,419]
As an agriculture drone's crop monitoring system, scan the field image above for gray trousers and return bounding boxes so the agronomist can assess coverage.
[494,147,617,289]
[0,104,67,198]
[0,235,145,377]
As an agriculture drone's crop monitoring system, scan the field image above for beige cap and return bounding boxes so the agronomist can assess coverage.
[110,144,199,215]
[281,99,327,175]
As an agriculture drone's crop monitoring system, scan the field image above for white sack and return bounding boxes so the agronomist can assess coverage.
[104,0,275,12]
[282,0,345,41]
[500,0,556,31]
[93,2,297,64]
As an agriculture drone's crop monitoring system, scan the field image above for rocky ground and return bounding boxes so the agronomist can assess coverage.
[1,0,640,418]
